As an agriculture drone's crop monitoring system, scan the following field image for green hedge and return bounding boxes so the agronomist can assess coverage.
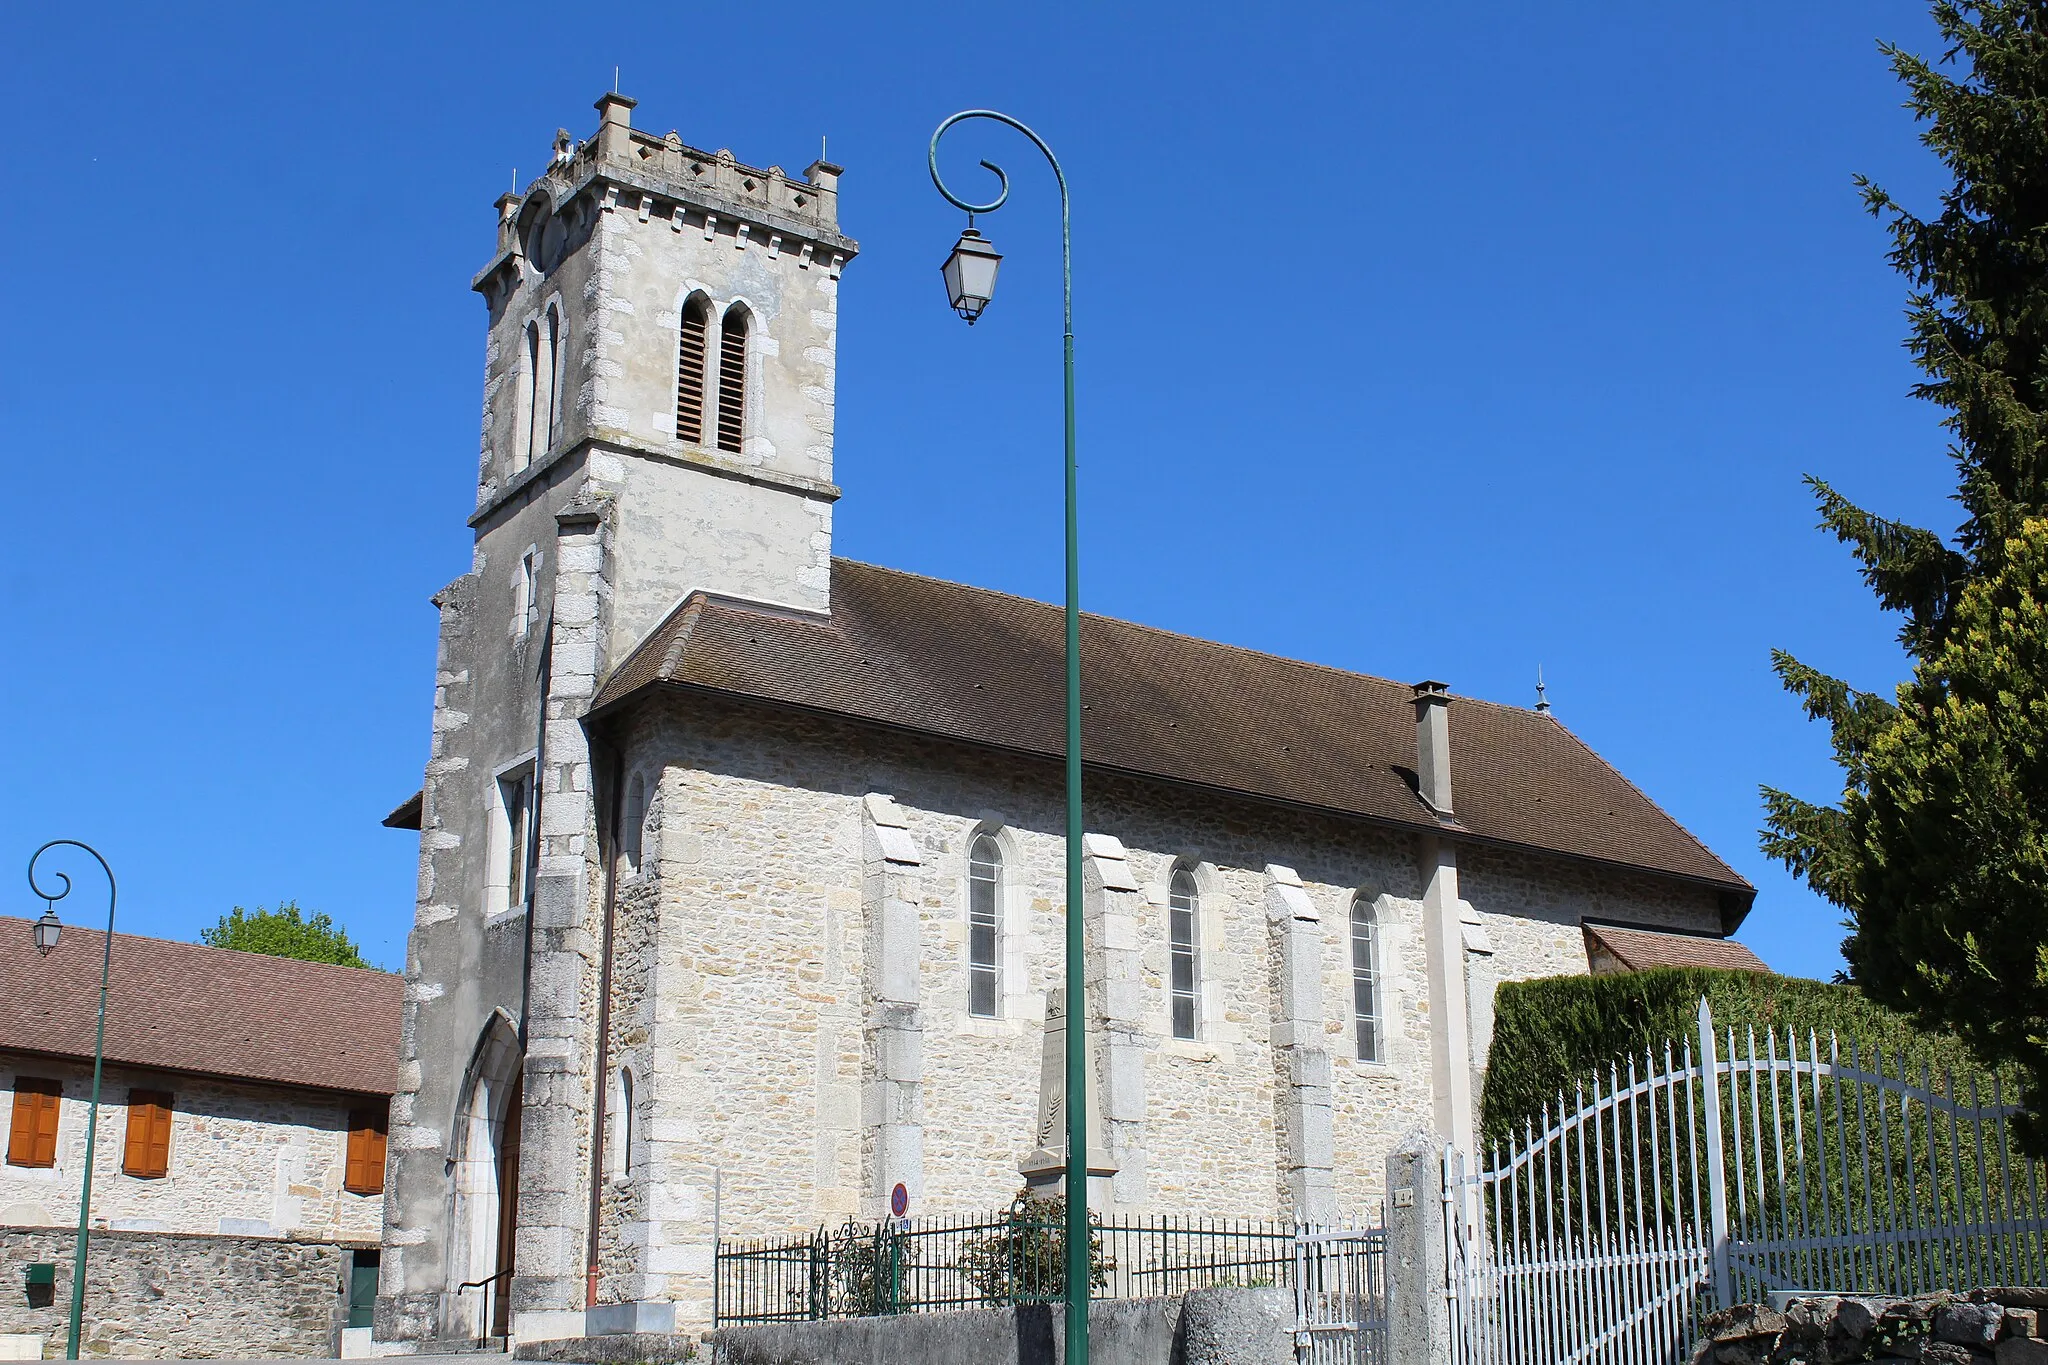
[1478,968,2011,1150]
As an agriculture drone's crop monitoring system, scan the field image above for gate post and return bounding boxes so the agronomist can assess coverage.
[1698,997,1732,1307]
[1384,1133,1452,1365]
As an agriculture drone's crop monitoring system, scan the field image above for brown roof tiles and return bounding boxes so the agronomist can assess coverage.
[593,559,1752,905]
[0,917,402,1097]
[1583,921,1771,974]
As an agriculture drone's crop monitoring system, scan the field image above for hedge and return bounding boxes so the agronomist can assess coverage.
[1478,967,2012,1151]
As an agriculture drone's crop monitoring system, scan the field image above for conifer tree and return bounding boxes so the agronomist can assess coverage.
[1764,1,2048,1127]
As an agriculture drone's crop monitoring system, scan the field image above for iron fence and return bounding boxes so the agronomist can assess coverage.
[716,1206,1383,1351]
[1444,997,2048,1365]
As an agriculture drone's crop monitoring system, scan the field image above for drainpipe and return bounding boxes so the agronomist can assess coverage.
[585,740,625,1310]
[516,631,552,1052]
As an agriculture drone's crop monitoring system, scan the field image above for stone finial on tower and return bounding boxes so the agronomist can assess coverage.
[593,91,636,156]
[1412,680,1453,818]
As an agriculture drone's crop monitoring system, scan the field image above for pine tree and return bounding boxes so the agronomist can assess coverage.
[1764,1,2048,1128]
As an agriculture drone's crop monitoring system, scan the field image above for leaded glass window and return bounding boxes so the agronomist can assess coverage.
[968,834,1002,1017]
[1170,869,1200,1040]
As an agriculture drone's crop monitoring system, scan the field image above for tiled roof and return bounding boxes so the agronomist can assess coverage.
[1584,921,1770,974]
[0,917,402,1097]
[593,559,1752,905]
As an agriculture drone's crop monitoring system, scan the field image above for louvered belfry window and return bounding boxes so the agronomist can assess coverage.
[676,297,709,444]
[6,1077,60,1168]
[716,306,748,454]
[345,1106,388,1195]
[123,1088,173,1179]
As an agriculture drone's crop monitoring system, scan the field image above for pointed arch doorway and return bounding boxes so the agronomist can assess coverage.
[449,1014,523,1339]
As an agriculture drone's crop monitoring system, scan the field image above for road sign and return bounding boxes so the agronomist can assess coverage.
[891,1182,908,1218]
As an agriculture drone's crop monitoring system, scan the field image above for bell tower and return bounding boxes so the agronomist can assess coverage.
[471,91,856,649]
[379,93,856,1349]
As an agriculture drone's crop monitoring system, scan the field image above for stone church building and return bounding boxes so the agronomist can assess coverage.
[373,93,1758,1348]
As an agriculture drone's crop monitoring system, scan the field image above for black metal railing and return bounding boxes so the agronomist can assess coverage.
[714,1204,1381,1328]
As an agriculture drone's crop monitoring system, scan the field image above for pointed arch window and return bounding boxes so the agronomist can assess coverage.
[676,296,709,444]
[968,834,1002,1018]
[716,305,749,454]
[1351,895,1383,1063]
[513,321,541,474]
[1169,869,1200,1040]
[542,305,563,453]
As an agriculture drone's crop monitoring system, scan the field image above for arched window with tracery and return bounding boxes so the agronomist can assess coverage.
[1351,895,1383,1063]
[716,305,749,454]
[676,295,709,444]
[1169,868,1200,1040]
[968,833,1002,1017]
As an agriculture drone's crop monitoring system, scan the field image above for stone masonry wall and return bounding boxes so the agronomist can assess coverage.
[596,693,1725,1331]
[1694,1290,2048,1364]
[0,1225,354,1359]
[0,1056,382,1242]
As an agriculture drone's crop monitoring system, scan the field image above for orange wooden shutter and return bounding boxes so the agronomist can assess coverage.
[7,1077,60,1168]
[123,1089,173,1178]
[345,1106,388,1195]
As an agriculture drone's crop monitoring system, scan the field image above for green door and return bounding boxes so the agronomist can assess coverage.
[348,1251,380,1330]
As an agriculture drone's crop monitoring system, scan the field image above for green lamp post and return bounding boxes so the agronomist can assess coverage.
[929,109,1089,1365]
[28,840,118,1361]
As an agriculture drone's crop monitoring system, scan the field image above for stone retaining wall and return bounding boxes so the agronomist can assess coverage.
[709,1287,1293,1365]
[0,1224,358,1359]
[1694,1288,2048,1364]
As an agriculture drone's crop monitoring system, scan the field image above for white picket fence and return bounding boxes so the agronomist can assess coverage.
[1443,998,2048,1365]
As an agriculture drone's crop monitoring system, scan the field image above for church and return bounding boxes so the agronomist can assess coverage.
[372,92,1759,1349]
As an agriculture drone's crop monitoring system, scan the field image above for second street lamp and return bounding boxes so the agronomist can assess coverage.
[27,839,119,1362]
[929,108,1089,1365]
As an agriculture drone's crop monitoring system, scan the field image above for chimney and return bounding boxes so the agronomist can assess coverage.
[1412,680,1453,818]
[593,91,637,157]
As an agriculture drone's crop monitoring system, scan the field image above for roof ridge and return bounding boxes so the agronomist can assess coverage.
[0,914,400,979]
[832,558,1557,712]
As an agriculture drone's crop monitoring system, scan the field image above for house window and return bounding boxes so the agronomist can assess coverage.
[716,305,748,454]
[345,1106,388,1195]
[676,296,709,444]
[122,1089,173,1179]
[490,765,535,918]
[1351,896,1383,1063]
[967,834,1002,1018]
[6,1077,60,1168]
[1169,869,1200,1041]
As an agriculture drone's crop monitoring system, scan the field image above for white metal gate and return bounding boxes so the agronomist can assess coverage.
[1295,1226,1387,1365]
[1445,998,2048,1365]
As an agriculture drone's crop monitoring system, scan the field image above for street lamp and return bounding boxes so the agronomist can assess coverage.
[929,109,1089,1365]
[939,228,1003,324]
[27,840,118,1362]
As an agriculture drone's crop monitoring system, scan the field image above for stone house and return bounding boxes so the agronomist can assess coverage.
[373,93,1759,1349]
[0,916,401,1356]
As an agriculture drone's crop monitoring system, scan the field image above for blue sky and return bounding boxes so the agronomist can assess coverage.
[2,3,1953,977]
